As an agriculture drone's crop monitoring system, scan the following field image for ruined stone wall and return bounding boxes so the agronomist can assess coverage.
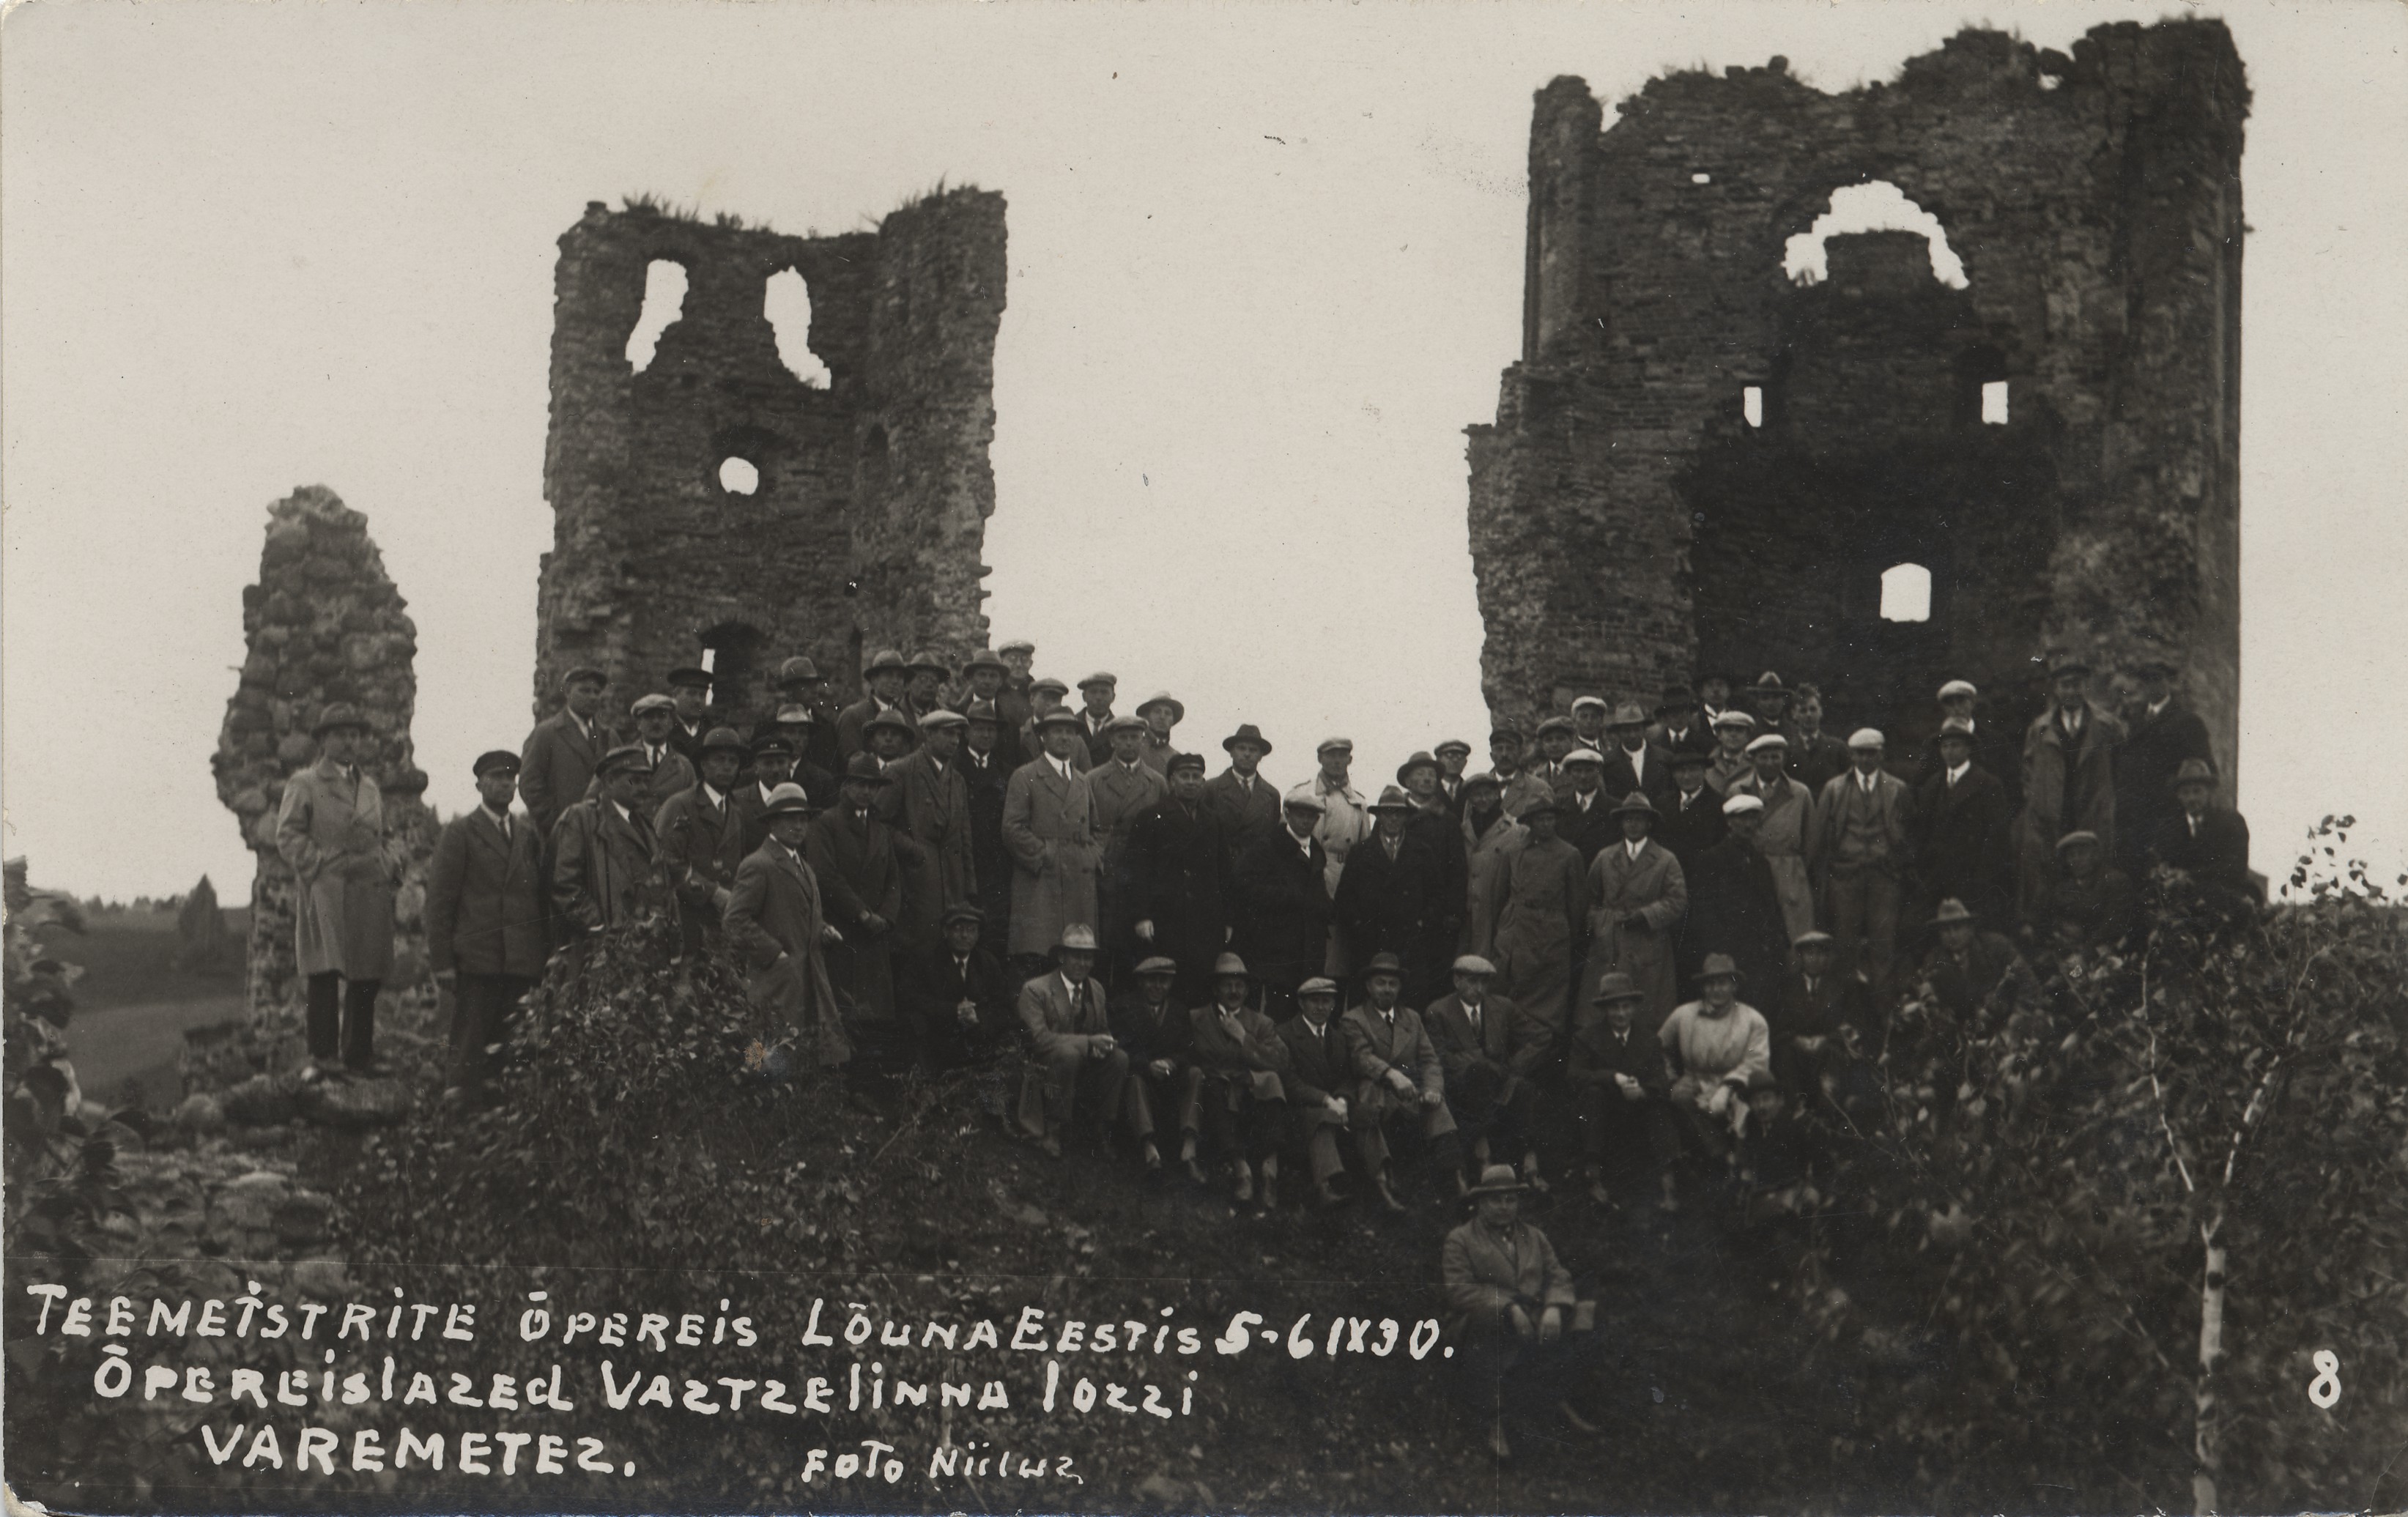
[535,190,1006,730]
[1470,21,2247,787]
[214,487,434,1025]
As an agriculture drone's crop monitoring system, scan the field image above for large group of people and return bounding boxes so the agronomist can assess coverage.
[265,637,2259,1461]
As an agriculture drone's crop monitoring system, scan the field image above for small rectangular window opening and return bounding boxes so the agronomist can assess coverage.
[1741,386,1763,429]
[1981,380,2009,425]
[1691,172,1713,185]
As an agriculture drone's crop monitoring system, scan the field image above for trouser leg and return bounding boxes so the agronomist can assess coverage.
[305,973,341,1060]
[1863,872,1901,995]
[1304,1117,1344,1183]
[447,973,518,1088]
[1825,871,1868,982]
[341,979,380,1068]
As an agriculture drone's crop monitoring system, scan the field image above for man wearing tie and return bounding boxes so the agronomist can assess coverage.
[626,694,699,815]
[549,744,661,938]
[723,783,851,1074]
[1205,724,1282,869]
[956,700,1016,957]
[426,749,549,1105]
[1075,672,1120,766]
[1600,704,1674,806]
[1341,953,1462,1212]
[1002,708,1105,976]
[277,703,404,1078]
[1807,730,1916,993]
[653,727,750,956]
[519,664,609,840]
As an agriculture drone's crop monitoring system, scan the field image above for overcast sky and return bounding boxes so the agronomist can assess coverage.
[5,0,2404,901]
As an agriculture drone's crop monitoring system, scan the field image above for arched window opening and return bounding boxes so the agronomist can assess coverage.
[1879,563,1933,623]
[719,456,760,495]
[626,259,689,372]
[764,268,834,389]
[1783,182,1968,289]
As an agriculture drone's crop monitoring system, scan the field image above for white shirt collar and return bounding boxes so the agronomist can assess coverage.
[703,782,727,806]
[1625,838,1645,861]
[1945,760,1969,785]
[1047,754,1073,779]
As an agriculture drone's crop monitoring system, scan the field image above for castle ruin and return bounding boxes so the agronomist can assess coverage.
[534,190,1007,725]
[1468,21,2247,782]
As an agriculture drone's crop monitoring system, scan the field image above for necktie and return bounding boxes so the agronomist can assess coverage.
[1469,1004,1482,1034]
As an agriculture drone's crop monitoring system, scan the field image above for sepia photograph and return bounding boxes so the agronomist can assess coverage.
[4,0,2404,1511]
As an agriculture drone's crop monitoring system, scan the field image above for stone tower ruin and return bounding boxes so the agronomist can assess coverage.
[535,190,1007,726]
[1468,21,2247,782]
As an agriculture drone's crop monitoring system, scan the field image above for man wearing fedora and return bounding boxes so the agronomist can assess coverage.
[1433,738,1475,820]
[1014,924,1137,1160]
[836,649,914,761]
[1914,716,2013,932]
[897,902,1015,1076]
[1335,785,1461,1009]
[427,749,549,1104]
[952,650,1022,768]
[767,655,843,776]
[1278,976,1357,1209]
[2116,656,2217,875]
[653,726,751,957]
[1116,752,1230,998]
[549,743,662,940]
[903,650,951,727]
[1647,686,1715,759]
[1205,724,1281,867]
[1089,715,1169,887]
[1582,791,1689,1025]
[763,706,840,806]
[1002,708,1105,977]
[1441,1164,1596,1461]
[1600,702,1674,807]
[1917,898,2042,1035]
[1308,737,1373,902]
[1745,672,1798,746]
[1188,953,1292,1211]
[805,753,905,1030]
[1565,971,1678,1209]
[1658,954,1774,1184]
[1486,727,1554,822]
[1771,930,1873,1110]
[1655,749,1729,872]
[1425,957,1551,1194]
[724,782,853,1073]
[519,664,610,841]
[1807,730,1916,994]
[664,666,714,765]
[2152,759,2255,909]
[1231,787,1333,1017]
[278,703,405,1078]
[1341,952,1461,1211]
[2011,653,2126,920]
[1112,955,1201,1178]
[1489,796,1585,1039]
[2034,830,2138,952]
[1133,691,1184,776]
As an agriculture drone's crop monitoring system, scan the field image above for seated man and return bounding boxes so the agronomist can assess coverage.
[1770,930,1873,1106]
[1564,971,1678,1211]
[1919,898,2044,1038]
[1733,1069,1831,1291]
[2034,830,2138,952]
[1014,924,1144,1161]
[1424,955,1551,1193]
[1341,952,1462,1212]
[896,903,1015,1076]
[1278,976,1357,1209]
[1656,953,1773,1200]
[1185,954,1292,1212]
[1111,955,1199,1178]
[1441,1165,1598,1462]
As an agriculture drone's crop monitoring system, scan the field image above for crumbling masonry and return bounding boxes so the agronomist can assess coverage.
[1468,21,2246,783]
[533,190,1007,727]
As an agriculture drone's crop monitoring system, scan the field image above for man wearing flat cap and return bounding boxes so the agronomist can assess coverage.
[903,650,951,726]
[953,650,1023,768]
[1278,977,1357,1208]
[836,650,914,762]
[1705,708,1758,796]
[1089,716,1169,950]
[278,704,404,1078]
[993,639,1037,738]
[550,743,662,941]
[2115,656,2215,877]
[2036,830,2138,952]
[1003,708,1105,977]
[1484,727,1552,823]
[1601,703,1675,809]
[1232,785,1335,1016]
[1336,786,1462,1009]
[897,902,1015,1075]
[1684,793,1789,997]
[2011,653,2125,920]
[1807,729,1915,993]
[1727,732,1818,946]
[1016,677,1090,774]
[1075,672,1120,766]
[1116,751,1230,998]
[654,726,752,957]
[1206,724,1282,868]
[806,753,906,1034]
[1553,749,1620,866]
[1532,716,1579,791]
[1426,957,1551,1194]
[1489,795,1584,1039]
[427,749,549,1103]
[624,694,700,815]
[1308,737,1373,902]
[894,709,978,919]
[724,782,853,1072]
[1582,792,1689,1025]
[519,665,610,841]
[1113,955,1201,1177]
[664,667,714,765]
[1188,954,1293,1210]
[1916,678,2017,810]
[1568,694,1610,752]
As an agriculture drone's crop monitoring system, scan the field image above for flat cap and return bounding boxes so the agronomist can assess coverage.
[1936,678,1978,701]
[311,702,369,737]
[942,902,986,926]
[842,752,897,783]
[699,726,749,756]
[1078,671,1118,689]
[1711,708,1759,730]
[559,664,607,689]
[2055,829,2102,853]
[1104,713,1150,736]
[1451,955,1497,976]
[1745,732,1788,754]
[1281,784,1327,812]
[773,704,816,726]
[776,656,822,683]
[595,743,649,776]
[1847,727,1886,749]
[1316,735,1354,754]
[997,638,1036,656]
[1133,955,1179,978]
[1297,976,1340,998]
[1937,716,1976,738]
[1570,695,1609,715]
[1029,675,1070,697]
[919,708,968,730]
[629,693,676,716]
[1722,793,1766,817]
[1563,747,1607,766]
[472,749,520,778]
[1535,716,1577,738]
[1167,750,1207,775]
[667,666,713,689]
[1433,738,1472,758]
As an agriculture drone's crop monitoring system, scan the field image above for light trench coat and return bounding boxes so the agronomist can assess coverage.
[275,757,402,979]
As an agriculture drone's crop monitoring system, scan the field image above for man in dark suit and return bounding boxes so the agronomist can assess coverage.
[1683,795,1790,995]
[805,754,905,1036]
[1341,953,1462,1210]
[1913,716,2012,931]
[767,655,844,777]
[1234,789,1333,1018]
[626,695,700,816]
[955,700,1016,960]
[665,667,714,765]
[1014,924,1138,1160]
[1785,684,1852,797]
[1554,750,1620,867]
[1916,899,2041,1037]
[1600,704,1675,807]
[1112,956,1199,1177]
[1278,976,1355,1207]
[518,664,609,840]
[1434,739,1475,821]
[762,707,840,806]
[1770,930,1872,1109]
[2153,759,2254,908]
[1423,957,1551,1192]
[1075,672,1120,767]
[835,649,914,761]
[896,903,1015,1074]
[1917,679,2019,812]
[1116,752,1229,998]
[1187,954,1292,1211]
[2116,658,2217,875]
[733,735,801,856]
[1647,686,1715,758]
[653,727,750,956]
[724,784,853,1075]
[1205,724,1281,869]
[1563,971,1678,1209]
[1654,749,1727,870]
[1335,787,1462,1009]
[427,750,549,1102]
[549,745,661,938]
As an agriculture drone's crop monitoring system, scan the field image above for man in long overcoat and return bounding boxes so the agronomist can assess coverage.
[1002,708,1104,967]
[1683,795,1790,996]
[549,744,661,939]
[1335,786,1462,1009]
[1459,776,1525,959]
[1232,788,1333,1017]
[278,703,404,1075]
[1489,798,1585,1039]
[426,749,549,1099]
[518,666,610,841]
[895,709,977,912]
[1115,752,1229,999]
[1913,717,2012,930]
[807,754,905,1049]
[956,700,1016,957]
[1187,954,1293,1209]
[2011,655,2125,918]
[653,727,750,957]
[1205,724,1282,869]
[1089,716,1169,948]
[1727,735,1817,947]
[723,785,851,1072]
[1554,751,1621,867]
[2114,657,2215,876]
[1654,749,1728,872]
[1582,793,1689,1025]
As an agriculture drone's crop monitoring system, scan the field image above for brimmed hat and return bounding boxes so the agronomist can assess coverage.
[776,655,822,683]
[1029,675,1070,698]
[472,749,520,778]
[862,708,916,739]
[998,638,1036,656]
[1936,716,1975,740]
[1078,671,1118,691]
[699,727,748,757]
[961,648,1009,676]
[1104,713,1150,737]
[596,743,649,777]
[1744,1067,1782,1094]
[862,649,909,678]
[1133,955,1178,978]
[1035,707,1085,732]
[751,735,796,758]
[1223,724,1273,755]
[1367,785,1416,814]
[1610,790,1660,821]
[1930,897,1978,929]
[907,650,952,679]
[1609,702,1651,728]
[964,699,1001,724]
[1452,955,1497,977]
[560,664,607,690]
[1656,686,1699,714]
[1166,751,1207,776]
[1712,709,1759,731]
[1847,727,1886,750]
[1593,971,1645,1004]
[2170,758,2217,790]
[1462,771,1503,793]
[1212,952,1252,980]
[1744,732,1788,754]
[1749,672,1790,700]
[1464,1163,1527,1198]
[1297,976,1340,1000]
[1936,678,1977,701]
[311,702,369,738]
[2055,829,2102,854]
[1696,952,1744,984]
[773,703,816,727]
[1434,738,1472,758]
[1360,952,1405,979]
[1722,793,1765,817]
[2047,652,2092,680]
[667,666,712,691]
[1136,691,1185,723]
[1396,750,1441,782]
[1488,725,1525,745]
[919,708,968,731]
[630,693,676,716]
[842,752,897,784]
[1670,747,1712,769]
[1056,924,1100,954]
[941,902,986,926]
[1281,784,1327,813]
[759,782,812,818]
[1793,930,1837,950]
[1516,795,1559,819]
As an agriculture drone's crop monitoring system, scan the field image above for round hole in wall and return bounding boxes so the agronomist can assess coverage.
[719,456,760,495]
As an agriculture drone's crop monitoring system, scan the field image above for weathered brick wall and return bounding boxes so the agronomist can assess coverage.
[534,191,1005,730]
[1470,21,2247,787]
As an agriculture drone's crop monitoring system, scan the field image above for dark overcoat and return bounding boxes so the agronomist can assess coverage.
[424,806,547,979]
